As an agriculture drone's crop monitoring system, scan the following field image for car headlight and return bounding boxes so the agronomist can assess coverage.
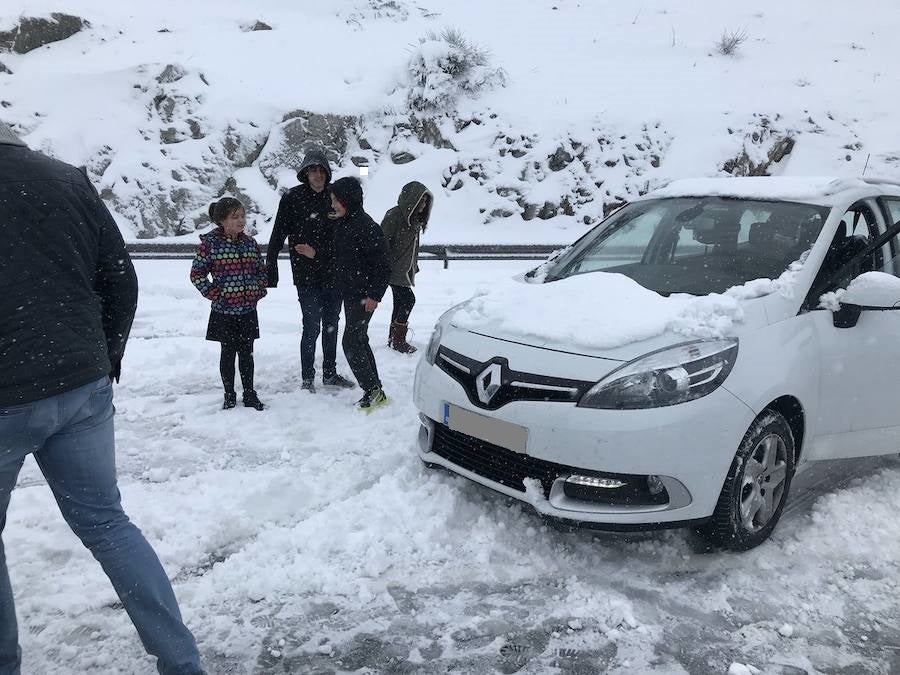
[577,339,738,409]
[424,321,444,365]
[424,301,472,366]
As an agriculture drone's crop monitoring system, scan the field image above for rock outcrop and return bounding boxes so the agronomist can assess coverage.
[0,14,89,54]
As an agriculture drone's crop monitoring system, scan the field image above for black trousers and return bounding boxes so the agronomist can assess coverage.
[342,298,381,392]
[220,340,254,393]
[390,285,416,324]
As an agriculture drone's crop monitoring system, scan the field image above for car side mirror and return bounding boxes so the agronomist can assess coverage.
[832,272,900,328]
[832,303,863,328]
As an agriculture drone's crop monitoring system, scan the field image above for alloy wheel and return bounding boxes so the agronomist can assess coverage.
[738,433,788,533]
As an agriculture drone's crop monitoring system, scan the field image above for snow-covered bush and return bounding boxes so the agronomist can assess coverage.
[407,28,506,112]
[345,0,416,26]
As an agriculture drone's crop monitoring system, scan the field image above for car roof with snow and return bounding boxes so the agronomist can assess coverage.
[641,176,900,206]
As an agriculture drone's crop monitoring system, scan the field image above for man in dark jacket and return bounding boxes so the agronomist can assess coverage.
[0,121,203,674]
[382,181,433,353]
[330,177,392,410]
[266,147,353,393]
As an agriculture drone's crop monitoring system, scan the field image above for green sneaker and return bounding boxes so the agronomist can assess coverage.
[357,387,389,412]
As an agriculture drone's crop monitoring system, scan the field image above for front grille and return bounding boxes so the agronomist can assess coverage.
[436,346,591,410]
[430,423,669,506]
[432,423,559,495]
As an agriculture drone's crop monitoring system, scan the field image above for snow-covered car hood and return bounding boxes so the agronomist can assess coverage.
[447,270,791,361]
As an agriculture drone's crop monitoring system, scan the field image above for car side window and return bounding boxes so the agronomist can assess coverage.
[845,203,889,276]
[839,206,877,240]
[883,198,900,227]
[814,203,880,292]
[878,198,900,277]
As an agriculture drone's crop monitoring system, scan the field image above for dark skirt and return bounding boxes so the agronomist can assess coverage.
[206,310,259,343]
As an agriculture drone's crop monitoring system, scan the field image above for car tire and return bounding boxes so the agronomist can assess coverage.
[696,410,796,551]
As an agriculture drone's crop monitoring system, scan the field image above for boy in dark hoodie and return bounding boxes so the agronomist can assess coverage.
[266,147,354,393]
[330,177,392,410]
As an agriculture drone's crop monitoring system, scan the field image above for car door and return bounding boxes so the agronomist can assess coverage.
[807,197,900,459]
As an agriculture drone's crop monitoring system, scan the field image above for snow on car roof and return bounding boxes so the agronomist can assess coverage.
[644,176,900,204]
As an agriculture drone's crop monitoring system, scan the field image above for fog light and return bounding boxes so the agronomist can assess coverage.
[417,423,430,452]
[566,475,628,489]
[563,473,670,506]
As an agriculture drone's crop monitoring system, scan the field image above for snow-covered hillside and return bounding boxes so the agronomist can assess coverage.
[1,0,899,244]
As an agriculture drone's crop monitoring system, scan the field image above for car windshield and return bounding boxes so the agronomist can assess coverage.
[543,197,830,295]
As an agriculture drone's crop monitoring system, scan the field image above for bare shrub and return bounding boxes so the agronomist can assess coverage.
[715,28,748,56]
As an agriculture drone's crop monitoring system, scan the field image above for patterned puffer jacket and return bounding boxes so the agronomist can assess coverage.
[190,227,268,314]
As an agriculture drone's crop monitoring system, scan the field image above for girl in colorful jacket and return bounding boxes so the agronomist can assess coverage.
[190,197,268,410]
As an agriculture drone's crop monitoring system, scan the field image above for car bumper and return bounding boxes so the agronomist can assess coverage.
[413,359,757,526]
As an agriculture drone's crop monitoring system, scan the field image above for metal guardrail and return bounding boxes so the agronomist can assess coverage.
[126,243,566,268]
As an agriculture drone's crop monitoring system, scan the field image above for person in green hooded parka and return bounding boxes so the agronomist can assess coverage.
[381,181,433,353]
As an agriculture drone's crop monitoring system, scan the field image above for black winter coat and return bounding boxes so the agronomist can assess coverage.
[0,144,138,406]
[266,185,335,289]
[333,208,391,302]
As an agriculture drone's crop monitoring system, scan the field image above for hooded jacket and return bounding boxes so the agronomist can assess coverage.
[295,149,332,184]
[190,227,267,314]
[331,177,391,301]
[0,122,138,406]
[266,148,335,289]
[381,181,432,287]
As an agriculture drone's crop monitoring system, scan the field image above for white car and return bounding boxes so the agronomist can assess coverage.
[413,177,900,550]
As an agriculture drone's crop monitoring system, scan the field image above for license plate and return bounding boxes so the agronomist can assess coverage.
[443,402,528,454]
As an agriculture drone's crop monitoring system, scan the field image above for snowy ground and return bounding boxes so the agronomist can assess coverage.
[6,259,900,674]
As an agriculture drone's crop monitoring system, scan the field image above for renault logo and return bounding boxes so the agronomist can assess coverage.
[475,363,503,405]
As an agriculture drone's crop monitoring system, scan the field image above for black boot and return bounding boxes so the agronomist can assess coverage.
[223,390,237,409]
[243,390,265,411]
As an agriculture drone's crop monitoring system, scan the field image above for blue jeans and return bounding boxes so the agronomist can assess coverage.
[297,286,342,381]
[0,377,202,675]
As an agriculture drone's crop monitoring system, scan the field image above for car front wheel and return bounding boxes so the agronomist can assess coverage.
[696,410,796,551]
